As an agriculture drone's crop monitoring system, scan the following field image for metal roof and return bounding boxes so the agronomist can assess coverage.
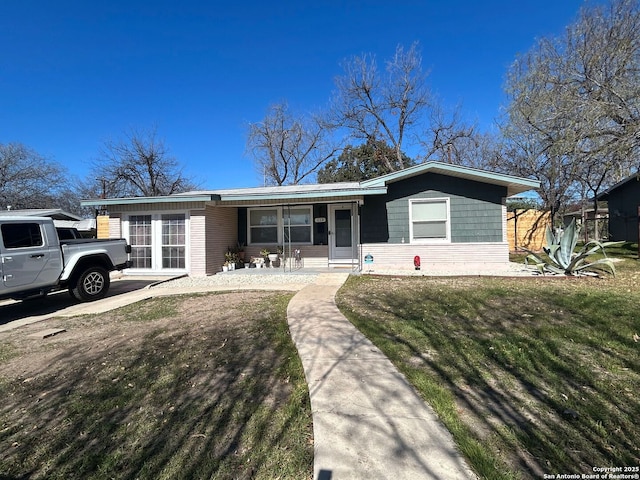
[81,162,540,207]
[81,194,219,207]
[361,161,540,197]
[596,172,640,200]
[179,182,387,202]
[0,208,82,221]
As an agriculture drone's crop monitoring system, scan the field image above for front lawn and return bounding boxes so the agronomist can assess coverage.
[336,260,640,479]
[0,292,313,480]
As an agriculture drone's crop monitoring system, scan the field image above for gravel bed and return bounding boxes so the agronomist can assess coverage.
[150,262,539,290]
[150,272,320,289]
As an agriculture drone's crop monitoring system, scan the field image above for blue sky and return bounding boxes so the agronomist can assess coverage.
[1,0,591,190]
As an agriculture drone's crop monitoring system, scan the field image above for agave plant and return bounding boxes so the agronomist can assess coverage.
[524,218,621,276]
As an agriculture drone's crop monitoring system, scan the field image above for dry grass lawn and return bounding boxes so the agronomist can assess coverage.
[0,291,313,480]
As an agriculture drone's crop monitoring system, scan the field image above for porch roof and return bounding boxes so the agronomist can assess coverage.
[81,194,219,207]
[178,182,387,202]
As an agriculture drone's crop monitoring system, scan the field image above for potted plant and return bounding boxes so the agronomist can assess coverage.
[236,242,245,262]
[224,250,239,271]
[267,247,280,267]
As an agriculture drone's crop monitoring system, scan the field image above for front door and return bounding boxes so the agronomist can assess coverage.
[329,204,356,262]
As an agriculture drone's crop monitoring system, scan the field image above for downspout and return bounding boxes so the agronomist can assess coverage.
[354,200,362,272]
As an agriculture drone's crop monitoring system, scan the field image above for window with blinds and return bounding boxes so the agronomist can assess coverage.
[409,198,450,242]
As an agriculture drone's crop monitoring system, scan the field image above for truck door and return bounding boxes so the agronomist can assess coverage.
[0,222,61,289]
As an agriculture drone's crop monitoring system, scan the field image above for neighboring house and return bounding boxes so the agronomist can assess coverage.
[0,209,97,237]
[80,162,540,276]
[597,173,640,243]
[562,205,609,242]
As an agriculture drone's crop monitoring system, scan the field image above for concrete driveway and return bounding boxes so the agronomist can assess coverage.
[0,277,165,332]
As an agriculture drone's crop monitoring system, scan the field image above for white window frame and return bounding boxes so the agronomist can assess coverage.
[247,206,313,245]
[123,211,190,273]
[409,198,451,243]
[160,213,187,269]
[248,208,279,245]
[128,214,153,269]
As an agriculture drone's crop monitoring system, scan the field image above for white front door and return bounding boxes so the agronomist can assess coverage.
[329,204,356,262]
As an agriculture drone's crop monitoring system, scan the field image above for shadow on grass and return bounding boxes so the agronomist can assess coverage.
[337,275,640,479]
[287,283,475,479]
[0,292,312,480]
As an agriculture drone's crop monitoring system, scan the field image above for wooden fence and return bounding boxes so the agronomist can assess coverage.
[507,209,551,252]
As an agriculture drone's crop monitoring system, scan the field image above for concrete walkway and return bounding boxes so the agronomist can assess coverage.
[287,273,477,480]
[3,272,477,479]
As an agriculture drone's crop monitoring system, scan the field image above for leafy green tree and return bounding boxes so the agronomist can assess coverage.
[317,139,414,183]
[506,197,542,212]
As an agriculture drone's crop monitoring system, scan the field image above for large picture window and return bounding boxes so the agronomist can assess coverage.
[409,198,450,242]
[248,206,312,245]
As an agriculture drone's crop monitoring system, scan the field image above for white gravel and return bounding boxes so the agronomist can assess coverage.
[150,262,539,290]
[150,271,320,289]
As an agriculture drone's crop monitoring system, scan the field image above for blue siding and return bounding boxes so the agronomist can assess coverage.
[360,172,507,244]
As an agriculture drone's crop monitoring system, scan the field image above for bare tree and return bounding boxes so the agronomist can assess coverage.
[0,142,71,211]
[565,0,640,233]
[93,127,198,197]
[499,74,582,225]
[332,42,431,170]
[499,0,640,227]
[419,104,490,167]
[499,41,582,225]
[247,102,341,185]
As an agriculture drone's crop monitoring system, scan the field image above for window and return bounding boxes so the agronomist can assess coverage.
[129,215,152,268]
[126,213,188,271]
[161,214,186,269]
[248,206,313,244]
[283,208,311,243]
[409,198,450,242]
[1,223,43,249]
[249,209,278,244]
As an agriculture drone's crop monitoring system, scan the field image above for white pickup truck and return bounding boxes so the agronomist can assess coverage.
[0,216,131,302]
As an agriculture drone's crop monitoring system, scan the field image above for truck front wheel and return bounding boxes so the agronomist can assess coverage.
[70,267,110,301]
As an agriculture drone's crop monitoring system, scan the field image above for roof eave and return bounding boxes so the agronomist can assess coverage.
[80,194,219,207]
[218,187,387,202]
[596,172,640,199]
[507,181,541,197]
[361,161,540,196]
